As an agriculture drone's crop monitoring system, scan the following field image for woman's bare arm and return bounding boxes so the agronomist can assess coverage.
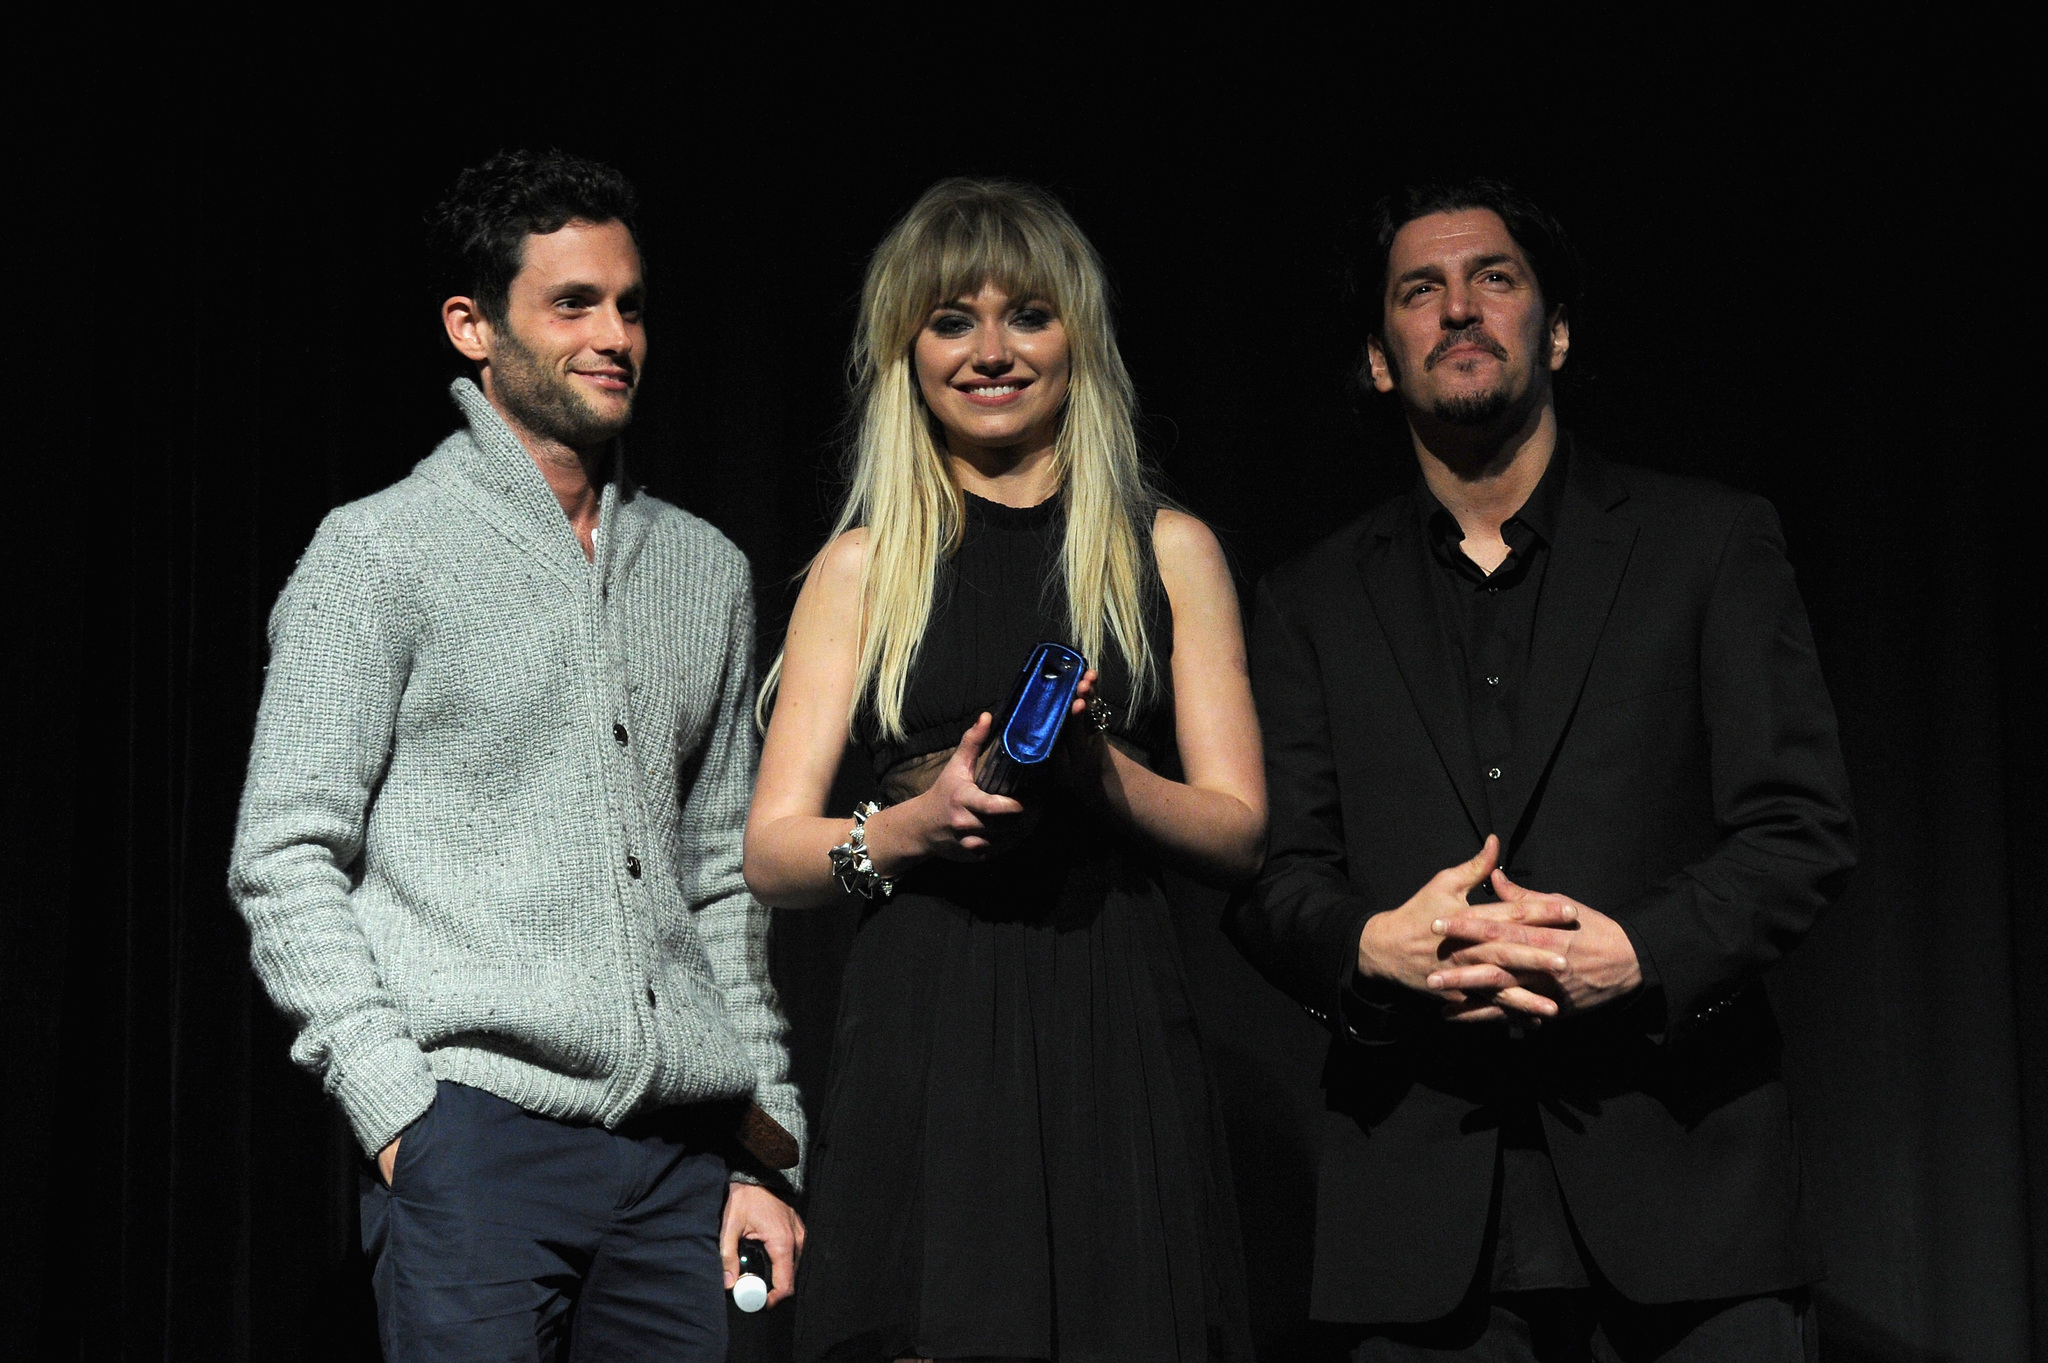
[743,531,1028,907]
[1060,509,1267,886]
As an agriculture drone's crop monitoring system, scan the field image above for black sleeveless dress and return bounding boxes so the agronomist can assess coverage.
[794,492,1253,1363]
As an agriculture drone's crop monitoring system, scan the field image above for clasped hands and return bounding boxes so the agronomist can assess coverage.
[1357,835,1642,1023]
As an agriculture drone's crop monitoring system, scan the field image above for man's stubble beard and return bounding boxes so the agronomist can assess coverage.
[490,324,635,449]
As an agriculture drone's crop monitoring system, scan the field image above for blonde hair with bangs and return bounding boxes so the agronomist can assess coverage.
[761,178,1164,741]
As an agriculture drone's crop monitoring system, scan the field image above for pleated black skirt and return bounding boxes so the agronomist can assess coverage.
[794,838,1253,1363]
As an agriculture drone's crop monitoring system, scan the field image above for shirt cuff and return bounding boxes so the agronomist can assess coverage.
[1613,915,1670,1039]
[1340,968,1406,1044]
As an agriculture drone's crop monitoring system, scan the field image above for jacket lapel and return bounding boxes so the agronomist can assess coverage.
[1497,449,1637,845]
[1355,506,1489,841]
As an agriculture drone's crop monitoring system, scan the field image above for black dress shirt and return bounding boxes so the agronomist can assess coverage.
[1415,449,1588,1293]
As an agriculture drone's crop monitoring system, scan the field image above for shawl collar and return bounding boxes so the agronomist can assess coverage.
[427,378,652,593]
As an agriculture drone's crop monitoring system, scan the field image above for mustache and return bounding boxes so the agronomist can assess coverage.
[1424,327,1508,370]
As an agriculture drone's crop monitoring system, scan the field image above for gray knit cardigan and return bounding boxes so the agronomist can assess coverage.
[229,380,804,1182]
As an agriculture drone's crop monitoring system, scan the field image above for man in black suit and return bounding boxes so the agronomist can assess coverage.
[1227,180,1855,1361]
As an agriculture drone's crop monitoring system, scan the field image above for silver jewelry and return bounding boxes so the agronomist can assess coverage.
[828,801,894,899]
[1087,695,1114,733]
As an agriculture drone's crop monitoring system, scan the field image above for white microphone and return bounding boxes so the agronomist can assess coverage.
[732,1238,771,1313]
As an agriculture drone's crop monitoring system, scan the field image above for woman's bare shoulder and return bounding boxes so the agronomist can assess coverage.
[1151,508,1227,583]
[807,528,870,596]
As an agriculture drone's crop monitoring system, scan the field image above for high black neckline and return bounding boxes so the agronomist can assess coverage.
[964,487,1062,530]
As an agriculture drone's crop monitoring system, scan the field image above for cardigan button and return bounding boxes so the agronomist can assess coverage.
[614,723,629,746]
[626,855,642,879]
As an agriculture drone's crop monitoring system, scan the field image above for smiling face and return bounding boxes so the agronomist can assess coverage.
[1367,208,1567,429]
[474,218,646,450]
[913,284,1071,457]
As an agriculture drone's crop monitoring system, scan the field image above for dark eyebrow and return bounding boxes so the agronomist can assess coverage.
[549,280,645,303]
[1393,253,1524,290]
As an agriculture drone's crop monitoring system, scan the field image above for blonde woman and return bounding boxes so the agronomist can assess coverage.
[745,179,1261,1363]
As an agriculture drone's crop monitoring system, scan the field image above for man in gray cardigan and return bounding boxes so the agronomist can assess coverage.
[229,150,803,1360]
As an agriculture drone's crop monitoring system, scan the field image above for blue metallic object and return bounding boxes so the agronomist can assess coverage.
[973,642,1088,796]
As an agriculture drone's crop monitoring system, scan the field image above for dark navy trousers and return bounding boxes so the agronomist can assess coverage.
[360,1081,730,1362]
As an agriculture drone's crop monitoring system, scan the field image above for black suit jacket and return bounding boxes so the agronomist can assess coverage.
[1227,442,1855,1322]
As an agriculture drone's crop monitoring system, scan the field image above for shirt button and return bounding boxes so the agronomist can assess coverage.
[613,723,629,746]
[626,855,642,878]
[1487,767,1503,780]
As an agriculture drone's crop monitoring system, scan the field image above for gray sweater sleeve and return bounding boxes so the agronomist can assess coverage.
[680,569,808,1188]
[227,511,438,1155]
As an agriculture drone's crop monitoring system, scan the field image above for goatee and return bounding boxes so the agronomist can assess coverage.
[1430,387,1513,427]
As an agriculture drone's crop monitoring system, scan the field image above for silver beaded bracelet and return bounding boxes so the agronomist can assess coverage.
[827,801,894,900]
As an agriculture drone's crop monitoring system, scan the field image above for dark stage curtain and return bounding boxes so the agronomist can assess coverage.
[5,87,2034,1361]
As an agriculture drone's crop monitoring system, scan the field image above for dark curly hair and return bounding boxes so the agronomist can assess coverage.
[426,149,641,324]
[1343,177,1581,342]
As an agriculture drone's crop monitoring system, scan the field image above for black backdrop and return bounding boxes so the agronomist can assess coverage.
[5,52,2037,1363]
